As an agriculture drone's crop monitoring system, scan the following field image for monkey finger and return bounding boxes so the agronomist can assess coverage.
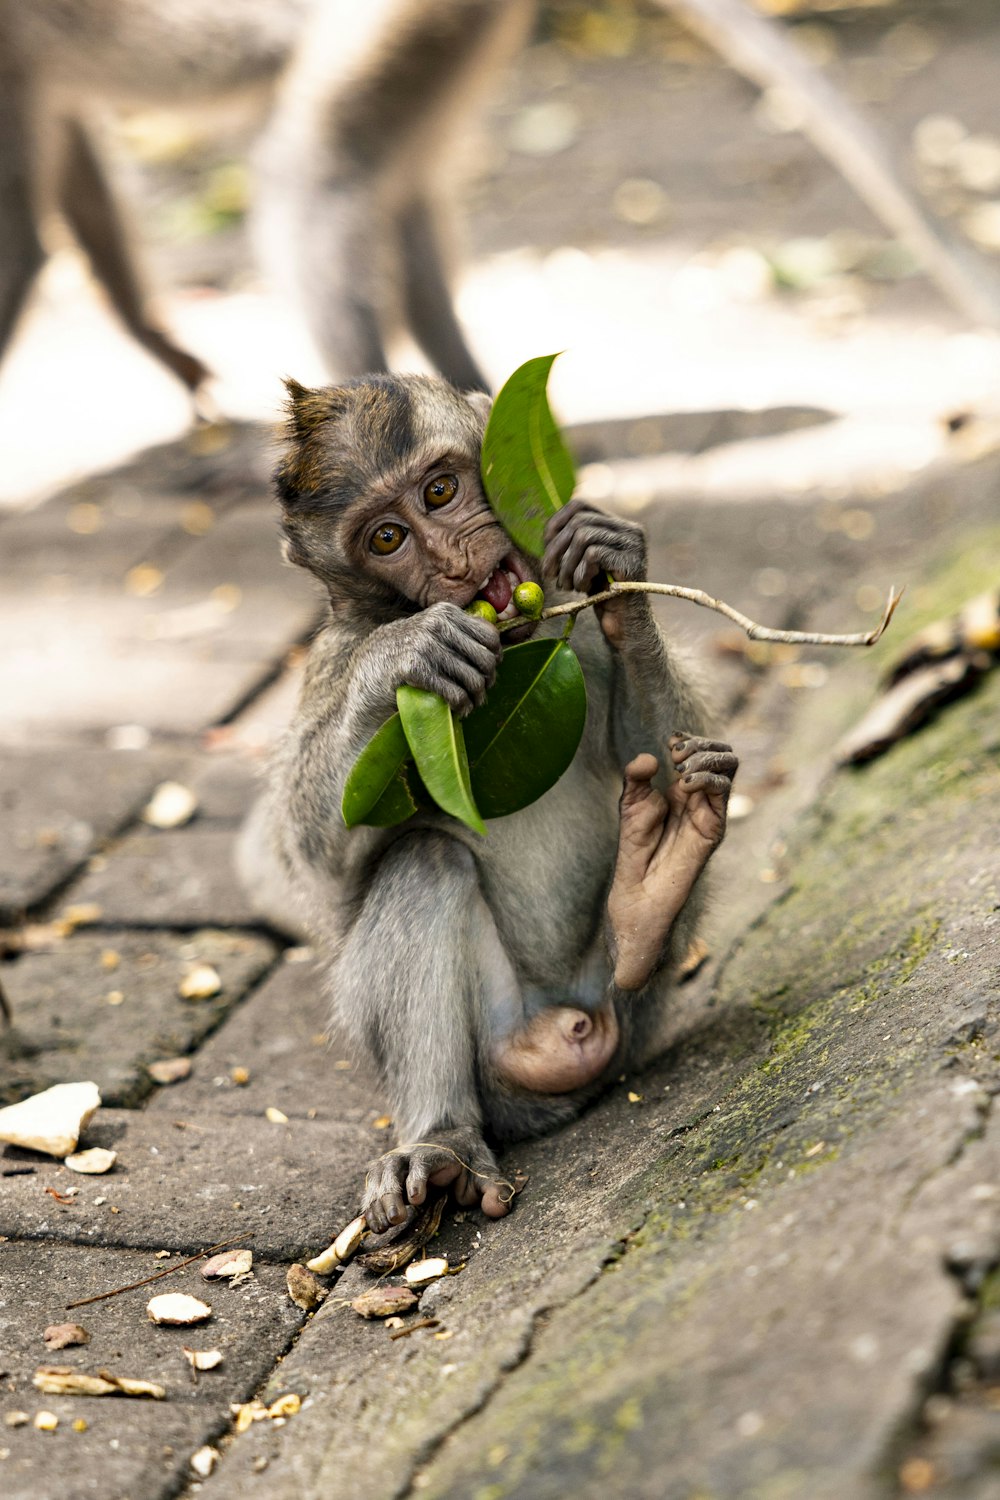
[677,750,739,780]
[543,498,601,546]
[669,735,736,767]
[677,770,734,798]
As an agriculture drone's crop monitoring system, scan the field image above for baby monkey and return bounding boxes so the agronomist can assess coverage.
[240,374,738,1230]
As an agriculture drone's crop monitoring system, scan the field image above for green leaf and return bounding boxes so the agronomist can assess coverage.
[363,764,420,827]
[396,685,487,837]
[481,353,576,557]
[463,639,587,818]
[341,713,412,828]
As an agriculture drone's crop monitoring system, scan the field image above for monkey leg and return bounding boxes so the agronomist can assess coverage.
[0,57,45,358]
[56,118,210,394]
[608,735,739,992]
[397,196,488,392]
[334,831,513,1233]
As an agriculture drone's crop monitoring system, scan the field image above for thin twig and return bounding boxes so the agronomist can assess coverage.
[65,1233,254,1310]
[500,581,903,648]
[388,1317,441,1341]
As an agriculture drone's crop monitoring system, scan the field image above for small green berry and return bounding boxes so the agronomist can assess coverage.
[465,599,498,625]
[513,582,545,620]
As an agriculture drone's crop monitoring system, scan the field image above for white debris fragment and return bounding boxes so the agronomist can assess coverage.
[305,1243,340,1275]
[0,1082,100,1158]
[64,1147,117,1175]
[334,1214,366,1263]
[191,1446,219,1478]
[183,1348,224,1372]
[404,1257,450,1287]
[178,965,222,1001]
[143,782,198,829]
[147,1293,212,1326]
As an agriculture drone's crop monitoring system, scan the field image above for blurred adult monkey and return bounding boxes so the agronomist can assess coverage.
[0,0,537,396]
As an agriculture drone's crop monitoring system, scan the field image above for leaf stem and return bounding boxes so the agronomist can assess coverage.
[498,580,903,648]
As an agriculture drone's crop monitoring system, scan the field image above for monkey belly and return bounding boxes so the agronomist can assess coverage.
[490,1003,620,1095]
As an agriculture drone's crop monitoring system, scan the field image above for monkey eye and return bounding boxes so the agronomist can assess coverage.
[423,473,459,508]
[371,522,408,555]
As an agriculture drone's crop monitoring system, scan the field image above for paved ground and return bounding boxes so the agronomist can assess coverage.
[1,403,998,1499]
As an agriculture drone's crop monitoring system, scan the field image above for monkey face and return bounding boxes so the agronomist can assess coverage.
[275,374,541,632]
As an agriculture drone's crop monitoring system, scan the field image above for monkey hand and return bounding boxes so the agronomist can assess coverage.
[542,499,646,594]
[543,500,647,648]
[386,602,501,716]
[608,735,738,991]
[362,1126,512,1232]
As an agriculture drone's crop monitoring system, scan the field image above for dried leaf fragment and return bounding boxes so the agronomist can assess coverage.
[147,1292,212,1325]
[350,1286,419,1320]
[286,1263,326,1311]
[232,1399,269,1433]
[183,1348,224,1372]
[405,1257,450,1286]
[147,1057,192,1085]
[33,1366,165,1399]
[268,1393,301,1418]
[358,1196,442,1274]
[64,1147,117,1175]
[201,1249,252,1280]
[143,782,198,829]
[178,965,222,1001]
[0,1081,101,1157]
[43,1323,90,1351]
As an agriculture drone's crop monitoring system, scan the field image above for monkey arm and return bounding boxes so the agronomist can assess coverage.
[542,501,712,763]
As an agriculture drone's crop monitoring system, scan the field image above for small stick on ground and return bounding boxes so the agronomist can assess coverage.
[65,1234,254,1310]
[388,1317,441,1341]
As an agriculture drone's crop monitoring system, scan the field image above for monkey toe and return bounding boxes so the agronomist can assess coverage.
[364,1132,504,1229]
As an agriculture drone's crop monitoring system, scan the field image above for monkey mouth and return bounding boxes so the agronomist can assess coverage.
[476,554,530,621]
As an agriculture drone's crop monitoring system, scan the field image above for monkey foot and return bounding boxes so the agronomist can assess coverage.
[608,732,738,991]
[362,1126,512,1234]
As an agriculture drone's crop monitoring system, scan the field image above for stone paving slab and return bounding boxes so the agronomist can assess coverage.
[146,958,381,1126]
[0,500,318,740]
[0,1240,302,1500]
[0,632,283,741]
[0,1107,374,1260]
[0,748,179,922]
[0,928,277,1107]
[58,828,262,930]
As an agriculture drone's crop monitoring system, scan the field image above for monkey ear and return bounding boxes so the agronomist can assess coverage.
[282,376,342,439]
[465,391,492,427]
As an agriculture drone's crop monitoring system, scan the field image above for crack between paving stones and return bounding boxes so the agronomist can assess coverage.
[875,1090,999,1494]
[394,1214,652,1500]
